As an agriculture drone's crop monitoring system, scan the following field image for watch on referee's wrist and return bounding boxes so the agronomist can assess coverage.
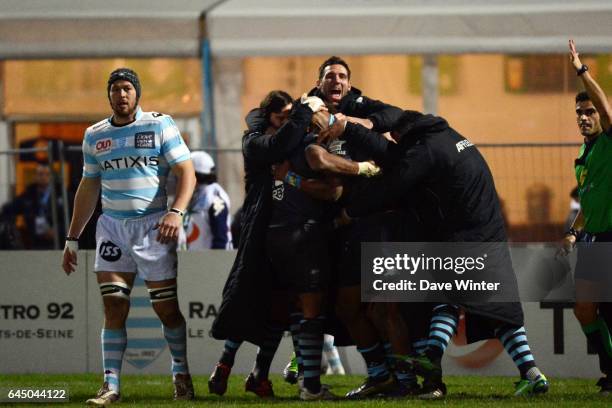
[65,236,79,241]
[566,228,580,239]
[576,64,588,76]
[168,207,185,217]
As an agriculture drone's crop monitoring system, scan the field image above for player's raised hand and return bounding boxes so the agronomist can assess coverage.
[569,39,583,71]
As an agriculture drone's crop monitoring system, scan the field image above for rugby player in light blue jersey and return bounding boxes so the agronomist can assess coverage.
[61,68,196,405]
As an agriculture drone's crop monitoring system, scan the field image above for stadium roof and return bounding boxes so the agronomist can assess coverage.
[208,0,612,56]
[2,0,612,59]
[0,0,220,58]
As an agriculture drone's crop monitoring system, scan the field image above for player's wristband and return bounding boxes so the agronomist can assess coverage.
[576,64,588,76]
[65,236,78,241]
[169,208,185,217]
[284,171,302,189]
[64,239,78,253]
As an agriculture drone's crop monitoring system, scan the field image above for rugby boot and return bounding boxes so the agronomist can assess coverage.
[345,374,395,399]
[381,380,421,398]
[208,362,231,396]
[173,373,195,401]
[596,376,612,395]
[299,384,336,401]
[283,354,299,384]
[86,382,120,406]
[419,377,447,400]
[244,372,274,398]
[406,351,442,380]
[514,373,549,397]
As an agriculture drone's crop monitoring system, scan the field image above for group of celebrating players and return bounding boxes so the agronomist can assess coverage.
[61,39,611,405]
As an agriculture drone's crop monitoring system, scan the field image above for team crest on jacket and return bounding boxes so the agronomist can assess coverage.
[272,180,284,201]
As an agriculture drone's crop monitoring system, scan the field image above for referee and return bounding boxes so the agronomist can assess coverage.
[562,40,612,395]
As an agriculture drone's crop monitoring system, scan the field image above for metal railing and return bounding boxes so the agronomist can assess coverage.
[0,141,583,249]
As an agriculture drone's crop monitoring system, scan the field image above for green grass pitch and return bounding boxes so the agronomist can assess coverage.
[0,373,610,407]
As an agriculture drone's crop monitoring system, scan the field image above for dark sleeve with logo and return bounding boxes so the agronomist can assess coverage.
[348,125,506,241]
[242,103,313,166]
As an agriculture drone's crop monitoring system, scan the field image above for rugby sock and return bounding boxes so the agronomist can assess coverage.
[219,338,242,367]
[163,322,189,378]
[101,328,127,392]
[383,341,395,369]
[323,334,345,374]
[582,317,612,375]
[252,324,283,380]
[289,312,304,375]
[394,358,417,386]
[426,304,459,357]
[412,338,429,355]
[357,342,389,380]
[495,325,539,380]
[299,318,324,394]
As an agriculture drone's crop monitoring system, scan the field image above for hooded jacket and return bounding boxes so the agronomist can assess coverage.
[211,103,313,345]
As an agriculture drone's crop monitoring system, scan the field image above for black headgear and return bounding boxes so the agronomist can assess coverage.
[107,68,141,102]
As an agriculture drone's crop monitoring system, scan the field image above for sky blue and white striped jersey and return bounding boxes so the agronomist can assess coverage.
[82,107,191,219]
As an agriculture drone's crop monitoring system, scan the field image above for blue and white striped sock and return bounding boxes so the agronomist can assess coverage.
[163,322,189,378]
[427,305,458,356]
[101,328,127,392]
[495,325,538,379]
[412,338,428,355]
[299,318,324,394]
[220,338,242,367]
[357,342,389,379]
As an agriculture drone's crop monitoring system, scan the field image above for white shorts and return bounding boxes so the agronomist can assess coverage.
[94,212,177,281]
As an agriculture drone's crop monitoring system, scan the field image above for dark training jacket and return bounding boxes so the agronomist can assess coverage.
[308,86,402,132]
[211,103,313,346]
[344,113,524,336]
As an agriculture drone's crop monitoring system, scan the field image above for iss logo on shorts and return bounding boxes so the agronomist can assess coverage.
[135,132,155,149]
[99,241,122,262]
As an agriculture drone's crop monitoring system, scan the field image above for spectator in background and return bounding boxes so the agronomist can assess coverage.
[1,163,66,249]
[182,151,232,250]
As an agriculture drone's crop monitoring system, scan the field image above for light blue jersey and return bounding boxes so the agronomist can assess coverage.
[82,107,190,219]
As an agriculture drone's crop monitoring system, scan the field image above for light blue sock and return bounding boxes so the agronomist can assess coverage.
[101,328,127,392]
[163,321,189,378]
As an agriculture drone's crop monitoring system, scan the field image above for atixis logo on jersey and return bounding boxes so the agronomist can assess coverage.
[95,138,112,153]
[102,156,159,170]
[456,139,474,153]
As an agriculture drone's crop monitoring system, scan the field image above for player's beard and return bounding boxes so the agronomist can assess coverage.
[112,101,138,123]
